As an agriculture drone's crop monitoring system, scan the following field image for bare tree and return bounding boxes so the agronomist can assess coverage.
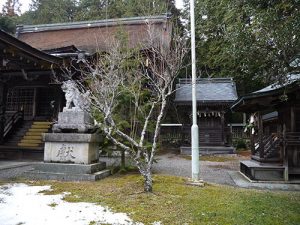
[64,23,187,192]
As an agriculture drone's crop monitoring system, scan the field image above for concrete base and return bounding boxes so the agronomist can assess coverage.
[24,162,111,181]
[180,146,235,155]
[229,171,300,191]
[43,133,101,164]
[240,160,285,181]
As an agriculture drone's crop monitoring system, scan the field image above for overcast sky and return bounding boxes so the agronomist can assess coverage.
[1,0,184,14]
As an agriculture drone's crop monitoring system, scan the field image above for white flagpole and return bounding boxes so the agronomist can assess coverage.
[190,0,200,180]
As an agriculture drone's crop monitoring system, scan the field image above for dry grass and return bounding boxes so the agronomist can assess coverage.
[19,174,300,225]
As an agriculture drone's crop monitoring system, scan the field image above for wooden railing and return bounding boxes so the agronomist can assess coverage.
[3,110,24,138]
[252,132,300,160]
[285,132,300,146]
[253,133,281,160]
[264,134,281,158]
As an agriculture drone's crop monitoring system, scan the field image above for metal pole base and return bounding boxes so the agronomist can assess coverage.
[191,124,199,181]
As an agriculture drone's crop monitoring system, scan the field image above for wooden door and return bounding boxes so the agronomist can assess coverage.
[199,117,223,146]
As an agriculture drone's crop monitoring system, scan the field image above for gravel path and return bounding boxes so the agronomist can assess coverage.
[152,153,248,186]
[100,152,248,186]
[0,165,34,180]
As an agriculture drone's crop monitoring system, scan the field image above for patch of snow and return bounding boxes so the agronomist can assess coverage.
[0,183,141,225]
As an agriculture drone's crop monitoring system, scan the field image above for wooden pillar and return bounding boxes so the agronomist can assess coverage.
[290,106,295,132]
[257,112,264,159]
[221,112,225,145]
[250,113,255,155]
[250,134,255,155]
[32,87,37,119]
[243,113,247,125]
[0,82,7,144]
[283,124,289,181]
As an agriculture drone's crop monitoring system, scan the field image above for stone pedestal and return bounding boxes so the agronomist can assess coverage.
[24,82,111,181]
[43,133,101,164]
[52,110,95,133]
[25,133,110,181]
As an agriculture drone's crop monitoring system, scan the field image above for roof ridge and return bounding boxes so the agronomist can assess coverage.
[16,15,169,34]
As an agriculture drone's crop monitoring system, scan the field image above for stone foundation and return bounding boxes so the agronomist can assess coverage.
[43,133,101,164]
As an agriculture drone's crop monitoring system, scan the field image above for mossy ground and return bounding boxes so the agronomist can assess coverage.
[21,174,300,225]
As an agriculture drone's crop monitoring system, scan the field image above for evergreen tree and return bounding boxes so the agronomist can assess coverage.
[182,0,300,94]
[0,0,21,33]
[19,0,180,25]
[21,0,78,24]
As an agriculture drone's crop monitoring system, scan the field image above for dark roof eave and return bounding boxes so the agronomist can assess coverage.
[231,81,300,112]
[0,29,62,65]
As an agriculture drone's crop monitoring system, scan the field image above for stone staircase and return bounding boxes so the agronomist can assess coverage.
[0,121,51,160]
[18,121,52,148]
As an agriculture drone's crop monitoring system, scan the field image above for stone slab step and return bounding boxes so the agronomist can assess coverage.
[23,136,42,140]
[33,122,52,125]
[28,128,48,132]
[18,143,40,147]
[26,132,46,136]
[24,169,111,181]
[34,162,107,174]
[31,125,51,129]
[20,139,43,144]
[240,160,285,181]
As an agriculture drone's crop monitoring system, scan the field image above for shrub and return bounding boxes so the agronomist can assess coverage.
[235,138,247,150]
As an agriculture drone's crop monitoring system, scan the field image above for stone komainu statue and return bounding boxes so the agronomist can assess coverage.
[61,80,90,112]
[52,80,94,133]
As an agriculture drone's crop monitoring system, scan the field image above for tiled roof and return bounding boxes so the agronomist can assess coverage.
[254,73,300,93]
[16,15,171,54]
[174,78,238,105]
[0,29,62,72]
[231,73,300,112]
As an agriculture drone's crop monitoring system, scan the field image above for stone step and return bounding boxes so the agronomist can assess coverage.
[23,135,42,140]
[32,121,52,125]
[33,121,52,125]
[18,143,40,147]
[24,169,111,181]
[31,124,51,129]
[34,162,107,174]
[20,139,43,144]
[26,131,46,136]
[28,128,48,132]
[240,160,285,181]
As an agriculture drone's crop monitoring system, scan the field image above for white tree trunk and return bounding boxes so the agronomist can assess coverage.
[142,169,153,192]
